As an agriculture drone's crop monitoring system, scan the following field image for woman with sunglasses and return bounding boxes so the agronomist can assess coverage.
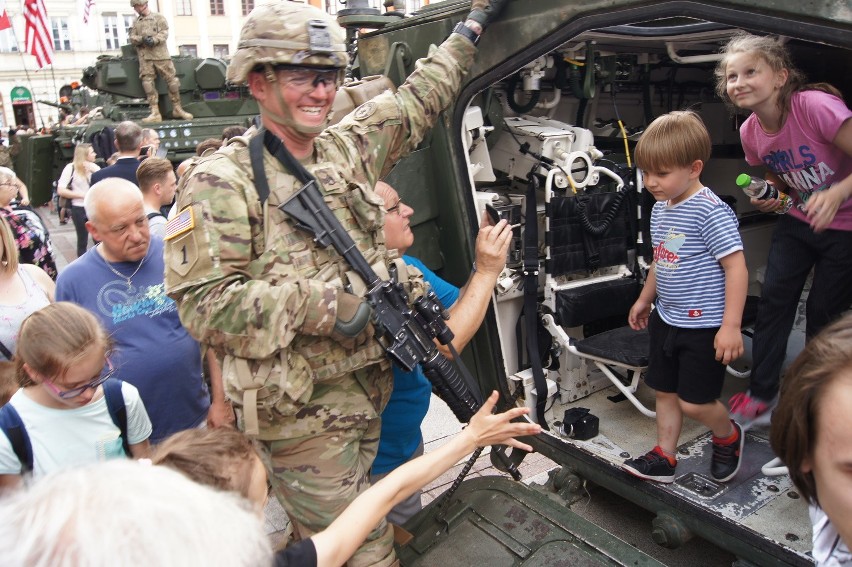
[0,302,152,489]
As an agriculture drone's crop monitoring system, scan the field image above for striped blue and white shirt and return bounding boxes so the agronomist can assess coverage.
[651,187,742,328]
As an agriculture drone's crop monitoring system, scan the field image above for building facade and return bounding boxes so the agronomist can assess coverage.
[0,0,428,130]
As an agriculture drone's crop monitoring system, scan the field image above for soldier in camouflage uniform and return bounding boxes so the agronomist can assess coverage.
[128,0,192,123]
[163,1,508,565]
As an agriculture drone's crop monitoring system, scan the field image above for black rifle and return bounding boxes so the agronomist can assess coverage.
[281,180,485,423]
[251,128,522,480]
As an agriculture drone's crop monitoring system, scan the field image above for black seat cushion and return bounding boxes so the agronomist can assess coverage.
[555,278,640,328]
[574,326,650,367]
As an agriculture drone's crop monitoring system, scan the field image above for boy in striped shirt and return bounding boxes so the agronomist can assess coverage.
[621,111,749,483]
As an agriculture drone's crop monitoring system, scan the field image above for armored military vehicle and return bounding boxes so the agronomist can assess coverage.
[349,1,851,565]
[13,44,257,205]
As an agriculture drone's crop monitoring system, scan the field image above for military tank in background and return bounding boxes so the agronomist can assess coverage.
[13,44,259,206]
[11,0,419,206]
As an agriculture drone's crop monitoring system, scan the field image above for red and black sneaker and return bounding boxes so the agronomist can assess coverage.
[621,446,676,483]
[711,420,744,482]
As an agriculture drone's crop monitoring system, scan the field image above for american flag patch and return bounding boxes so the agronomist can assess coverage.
[164,207,195,240]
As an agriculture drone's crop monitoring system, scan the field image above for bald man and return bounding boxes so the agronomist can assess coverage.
[55,179,231,442]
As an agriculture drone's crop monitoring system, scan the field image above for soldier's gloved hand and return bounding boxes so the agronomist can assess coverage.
[330,292,374,349]
[143,36,156,47]
[468,0,511,31]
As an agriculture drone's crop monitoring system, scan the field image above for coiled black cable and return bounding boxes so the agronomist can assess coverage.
[577,190,626,236]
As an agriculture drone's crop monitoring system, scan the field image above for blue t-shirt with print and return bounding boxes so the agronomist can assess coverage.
[56,237,210,442]
[372,255,459,475]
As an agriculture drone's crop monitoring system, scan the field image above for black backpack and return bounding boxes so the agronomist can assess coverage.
[0,378,130,474]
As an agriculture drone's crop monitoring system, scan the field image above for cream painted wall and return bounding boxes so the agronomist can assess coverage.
[0,0,432,128]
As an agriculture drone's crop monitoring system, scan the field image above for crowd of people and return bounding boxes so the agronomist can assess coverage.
[0,1,849,565]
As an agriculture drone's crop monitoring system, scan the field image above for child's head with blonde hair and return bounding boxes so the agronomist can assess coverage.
[16,302,111,389]
[152,427,269,513]
[634,110,711,173]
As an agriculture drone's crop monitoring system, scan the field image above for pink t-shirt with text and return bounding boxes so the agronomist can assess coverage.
[740,89,852,231]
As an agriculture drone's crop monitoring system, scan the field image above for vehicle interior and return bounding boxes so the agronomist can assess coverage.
[370,5,851,565]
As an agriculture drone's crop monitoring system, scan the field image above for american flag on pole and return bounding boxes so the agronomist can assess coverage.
[24,0,53,68]
[0,0,11,31]
[83,0,94,24]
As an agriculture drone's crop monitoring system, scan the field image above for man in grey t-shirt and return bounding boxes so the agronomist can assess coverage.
[136,157,176,237]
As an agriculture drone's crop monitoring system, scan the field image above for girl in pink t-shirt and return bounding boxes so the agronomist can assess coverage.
[713,33,852,455]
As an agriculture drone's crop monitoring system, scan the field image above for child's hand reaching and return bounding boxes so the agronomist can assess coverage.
[465,391,541,451]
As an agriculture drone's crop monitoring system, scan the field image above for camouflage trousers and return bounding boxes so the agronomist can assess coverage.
[248,356,396,565]
[139,58,179,91]
[261,415,396,567]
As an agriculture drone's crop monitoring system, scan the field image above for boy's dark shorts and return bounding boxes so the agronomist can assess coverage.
[645,310,727,404]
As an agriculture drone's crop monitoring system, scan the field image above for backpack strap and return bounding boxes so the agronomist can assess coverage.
[0,338,12,360]
[146,211,165,221]
[102,379,130,457]
[0,403,33,474]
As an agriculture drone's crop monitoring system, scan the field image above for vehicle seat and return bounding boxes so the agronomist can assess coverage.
[540,178,760,419]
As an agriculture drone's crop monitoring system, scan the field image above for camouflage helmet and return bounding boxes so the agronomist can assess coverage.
[129,0,148,6]
[227,2,348,85]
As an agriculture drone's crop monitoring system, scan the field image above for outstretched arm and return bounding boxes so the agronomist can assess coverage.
[438,217,512,358]
[311,391,540,567]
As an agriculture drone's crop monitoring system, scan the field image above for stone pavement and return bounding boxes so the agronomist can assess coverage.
[35,204,81,271]
[38,203,559,549]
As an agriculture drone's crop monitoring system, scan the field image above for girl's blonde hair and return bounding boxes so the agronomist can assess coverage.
[15,302,111,387]
[72,143,93,178]
[0,216,18,276]
[151,428,262,500]
[714,33,842,117]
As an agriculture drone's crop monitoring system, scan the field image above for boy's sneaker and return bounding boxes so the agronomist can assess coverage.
[729,391,776,431]
[621,447,676,483]
[711,421,744,482]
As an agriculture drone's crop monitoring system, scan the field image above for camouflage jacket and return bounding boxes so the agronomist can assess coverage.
[164,35,476,438]
[129,12,170,60]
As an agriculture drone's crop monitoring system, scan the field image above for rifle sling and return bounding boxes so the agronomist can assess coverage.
[250,127,486,419]
[249,127,314,207]
[523,174,550,429]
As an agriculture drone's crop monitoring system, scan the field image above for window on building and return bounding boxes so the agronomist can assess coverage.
[123,14,135,39]
[241,0,254,16]
[51,18,71,51]
[0,28,18,53]
[176,0,192,16]
[213,44,229,59]
[327,0,385,14]
[103,14,121,50]
[210,0,224,16]
[179,44,198,57]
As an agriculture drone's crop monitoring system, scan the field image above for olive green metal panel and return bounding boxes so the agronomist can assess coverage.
[14,135,56,206]
[398,476,664,567]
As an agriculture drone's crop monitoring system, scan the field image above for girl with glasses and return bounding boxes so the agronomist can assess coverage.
[0,302,152,488]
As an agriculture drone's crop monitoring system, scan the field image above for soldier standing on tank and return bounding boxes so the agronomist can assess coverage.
[163,2,509,566]
[128,0,192,123]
